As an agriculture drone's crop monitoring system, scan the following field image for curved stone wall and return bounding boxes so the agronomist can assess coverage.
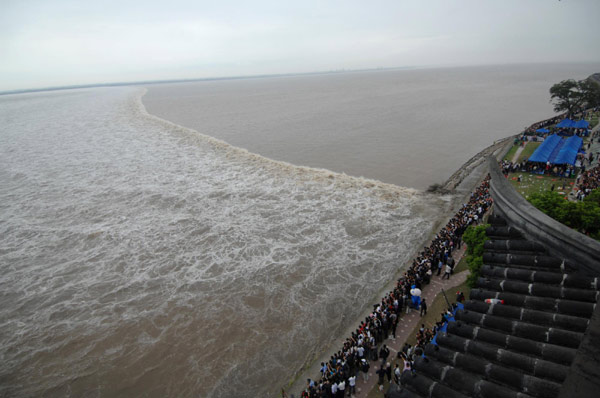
[487,156,600,276]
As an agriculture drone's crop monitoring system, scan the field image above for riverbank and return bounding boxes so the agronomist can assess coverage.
[286,138,510,397]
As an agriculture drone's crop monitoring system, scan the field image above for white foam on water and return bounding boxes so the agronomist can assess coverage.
[0,87,448,397]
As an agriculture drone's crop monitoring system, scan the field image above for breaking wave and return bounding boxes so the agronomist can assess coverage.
[0,87,450,397]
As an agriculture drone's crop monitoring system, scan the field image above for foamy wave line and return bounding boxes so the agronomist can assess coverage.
[132,87,425,200]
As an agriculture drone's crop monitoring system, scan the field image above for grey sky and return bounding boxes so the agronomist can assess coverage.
[2,0,599,91]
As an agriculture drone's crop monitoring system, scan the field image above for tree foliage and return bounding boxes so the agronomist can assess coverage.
[462,224,490,288]
[549,78,600,115]
[528,190,600,240]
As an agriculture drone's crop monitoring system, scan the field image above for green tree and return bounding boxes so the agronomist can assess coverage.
[549,78,600,115]
[528,191,567,220]
[528,189,600,241]
[463,224,489,288]
[584,187,600,206]
[580,78,600,109]
[580,202,600,236]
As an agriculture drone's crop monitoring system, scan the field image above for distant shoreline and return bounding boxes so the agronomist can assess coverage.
[0,66,421,96]
[3,61,596,96]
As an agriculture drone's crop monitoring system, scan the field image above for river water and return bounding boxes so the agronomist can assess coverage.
[0,63,598,397]
[143,63,600,190]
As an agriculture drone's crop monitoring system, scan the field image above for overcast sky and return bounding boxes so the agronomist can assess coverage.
[2,0,599,91]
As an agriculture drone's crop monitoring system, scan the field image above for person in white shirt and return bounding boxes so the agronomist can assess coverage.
[357,345,364,359]
[442,264,452,279]
[338,379,345,396]
[331,381,338,396]
[348,375,356,396]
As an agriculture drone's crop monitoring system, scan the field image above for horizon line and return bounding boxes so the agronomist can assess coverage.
[1,61,597,96]
[0,66,419,96]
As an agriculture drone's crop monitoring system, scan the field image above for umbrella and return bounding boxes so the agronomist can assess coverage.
[410,287,422,308]
[535,128,549,134]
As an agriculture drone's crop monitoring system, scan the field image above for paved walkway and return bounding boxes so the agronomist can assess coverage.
[586,123,600,168]
[511,144,525,163]
[570,123,600,199]
[352,246,469,398]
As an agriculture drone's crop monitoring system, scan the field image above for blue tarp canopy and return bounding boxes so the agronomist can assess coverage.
[556,118,589,129]
[528,134,582,165]
[556,118,575,128]
[535,128,550,133]
[554,136,582,165]
[528,134,561,163]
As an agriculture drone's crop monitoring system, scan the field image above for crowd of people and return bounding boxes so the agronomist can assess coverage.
[292,176,493,398]
[523,114,566,134]
[523,107,598,137]
[500,159,579,179]
[575,165,600,201]
[501,131,600,202]
[281,109,599,398]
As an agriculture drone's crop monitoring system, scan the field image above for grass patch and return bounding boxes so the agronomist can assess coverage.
[365,277,471,398]
[516,142,541,163]
[506,172,575,199]
[453,256,468,274]
[503,144,519,161]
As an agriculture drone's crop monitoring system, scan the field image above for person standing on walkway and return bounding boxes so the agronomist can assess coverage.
[442,264,452,280]
[390,312,398,339]
[376,366,386,390]
[379,344,390,364]
[331,380,338,397]
[337,379,345,397]
[320,362,327,379]
[447,256,455,274]
[402,356,412,375]
[385,362,392,382]
[357,345,364,361]
[347,375,356,397]
[361,359,370,382]
[420,298,427,316]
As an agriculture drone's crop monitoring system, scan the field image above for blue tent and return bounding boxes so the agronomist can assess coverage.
[556,119,589,130]
[528,134,561,163]
[535,128,550,133]
[556,118,575,128]
[554,136,582,165]
[574,120,590,129]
